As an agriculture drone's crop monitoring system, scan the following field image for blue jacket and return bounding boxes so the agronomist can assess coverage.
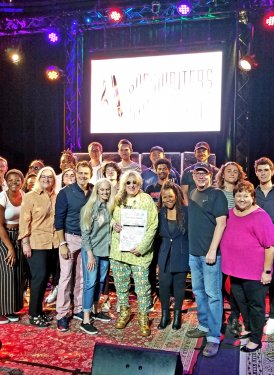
[158,206,189,273]
[55,182,92,235]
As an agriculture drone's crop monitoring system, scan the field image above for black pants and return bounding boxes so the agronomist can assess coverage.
[231,276,269,344]
[159,271,187,311]
[27,249,58,317]
[222,274,241,320]
[269,272,274,319]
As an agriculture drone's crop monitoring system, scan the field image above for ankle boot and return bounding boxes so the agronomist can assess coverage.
[158,310,170,330]
[172,310,182,330]
[138,312,151,337]
[115,306,130,329]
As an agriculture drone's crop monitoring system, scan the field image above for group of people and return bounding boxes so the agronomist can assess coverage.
[0,139,273,359]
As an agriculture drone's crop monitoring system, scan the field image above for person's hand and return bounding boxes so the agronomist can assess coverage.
[113,223,122,233]
[130,248,141,257]
[22,243,32,258]
[261,271,272,285]
[5,248,16,266]
[87,251,96,271]
[60,244,70,259]
[205,249,216,264]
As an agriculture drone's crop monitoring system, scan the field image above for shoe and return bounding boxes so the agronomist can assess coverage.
[138,312,151,337]
[241,342,262,353]
[186,327,207,338]
[40,313,53,322]
[80,322,98,335]
[45,286,58,304]
[73,311,84,321]
[6,314,19,322]
[101,300,111,312]
[57,316,69,332]
[203,342,220,357]
[172,310,182,330]
[264,318,274,335]
[94,312,111,322]
[157,310,170,330]
[115,306,130,329]
[0,315,9,324]
[29,316,49,328]
[228,318,242,337]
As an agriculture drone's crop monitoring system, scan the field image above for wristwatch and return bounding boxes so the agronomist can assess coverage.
[264,270,271,274]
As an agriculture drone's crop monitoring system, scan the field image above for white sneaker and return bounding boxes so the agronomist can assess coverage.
[45,286,58,304]
[264,318,274,335]
[102,300,111,312]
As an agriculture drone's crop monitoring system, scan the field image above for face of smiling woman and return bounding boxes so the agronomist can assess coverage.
[125,176,140,197]
[234,190,254,212]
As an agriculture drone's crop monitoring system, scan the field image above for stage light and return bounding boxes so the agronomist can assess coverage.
[46,66,64,81]
[6,48,22,64]
[263,12,274,29]
[108,8,123,23]
[176,1,192,16]
[239,55,258,72]
[151,1,161,14]
[47,31,60,44]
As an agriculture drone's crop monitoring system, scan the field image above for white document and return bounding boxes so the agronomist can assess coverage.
[119,208,147,251]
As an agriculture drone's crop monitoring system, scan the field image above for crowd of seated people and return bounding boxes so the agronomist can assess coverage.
[0,141,273,359]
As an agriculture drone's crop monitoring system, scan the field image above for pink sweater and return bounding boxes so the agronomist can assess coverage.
[221,207,274,280]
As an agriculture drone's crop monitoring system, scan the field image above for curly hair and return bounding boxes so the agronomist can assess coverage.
[233,181,256,204]
[102,161,122,182]
[215,162,246,189]
[115,170,142,206]
[158,181,186,234]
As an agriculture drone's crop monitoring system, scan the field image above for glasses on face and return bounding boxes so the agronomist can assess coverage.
[89,149,100,153]
[29,165,40,171]
[193,172,208,177]
[40,175,54,180]
[126,180,137,185]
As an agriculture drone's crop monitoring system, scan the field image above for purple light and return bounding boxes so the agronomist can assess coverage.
[177,2,192,16]
[48,31,59,43]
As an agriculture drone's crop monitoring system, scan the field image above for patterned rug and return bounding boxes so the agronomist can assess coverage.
[239,334,274,375]
[0,294,200,375]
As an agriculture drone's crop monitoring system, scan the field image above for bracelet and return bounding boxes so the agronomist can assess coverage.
[59,241,67,247]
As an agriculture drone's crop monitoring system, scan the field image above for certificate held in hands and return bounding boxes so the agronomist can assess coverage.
[119,208,148,251]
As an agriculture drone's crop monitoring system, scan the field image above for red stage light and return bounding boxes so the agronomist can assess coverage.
[263,13,274,29]
[108,8,123,22]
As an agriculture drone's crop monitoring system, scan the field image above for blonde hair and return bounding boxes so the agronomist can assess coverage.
[80,178,115,231]
[33,166,57,193]
[116,170,142,206]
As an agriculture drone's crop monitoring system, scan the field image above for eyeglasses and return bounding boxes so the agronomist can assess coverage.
[29,165,40,171]
[193,172,208,177]
[126,181,137,185]
[40,175,54,180]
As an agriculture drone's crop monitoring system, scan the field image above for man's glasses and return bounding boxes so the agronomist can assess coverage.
[126,181,137,185]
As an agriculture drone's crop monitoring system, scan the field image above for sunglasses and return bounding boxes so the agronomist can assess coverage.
[29,165,40,171]
[126,181,137,185]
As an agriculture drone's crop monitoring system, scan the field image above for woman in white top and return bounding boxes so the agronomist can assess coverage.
[0,169,24,324]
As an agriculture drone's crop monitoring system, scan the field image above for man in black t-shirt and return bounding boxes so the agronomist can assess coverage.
[146,158,171,204]
[186,163,228,358]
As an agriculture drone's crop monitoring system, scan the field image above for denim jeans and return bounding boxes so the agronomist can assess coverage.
[81,251,109,312]
[189,254,223,343]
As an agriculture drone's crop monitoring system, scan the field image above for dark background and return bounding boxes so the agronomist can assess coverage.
[0,15,273,183]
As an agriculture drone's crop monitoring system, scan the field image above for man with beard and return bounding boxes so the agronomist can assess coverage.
[254,157,274,335]
[146,158,172,204]
[186,162,227,357]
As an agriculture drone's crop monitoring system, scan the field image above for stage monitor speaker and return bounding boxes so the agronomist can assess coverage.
[91,342,183,375]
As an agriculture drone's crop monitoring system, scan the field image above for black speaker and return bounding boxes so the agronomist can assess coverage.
[91,342,183,375]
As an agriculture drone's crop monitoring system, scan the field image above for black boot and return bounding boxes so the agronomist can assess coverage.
[157,310,170,330]
[172,310,182,330]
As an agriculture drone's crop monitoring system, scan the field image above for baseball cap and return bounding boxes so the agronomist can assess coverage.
[193,162,212,173]
[150,146,164,153]
[194,141,210,153]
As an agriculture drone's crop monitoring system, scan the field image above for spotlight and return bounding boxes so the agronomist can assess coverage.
[47,30,60,44]
[239,55,258,72]
[108,8,123,23]
[263,12,274,29]
[151,1,161,14]
[46,66,64,81]
[5,48,22,64]
[176,1,192,16]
